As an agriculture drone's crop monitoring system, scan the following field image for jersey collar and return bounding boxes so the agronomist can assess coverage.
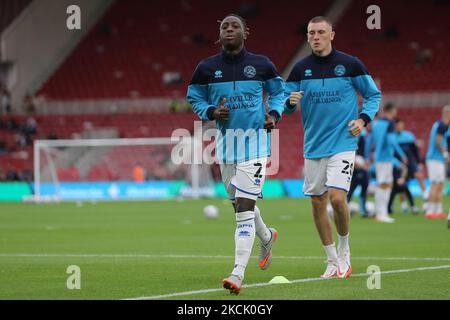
[221,47,248,64]
[312,46,337,64]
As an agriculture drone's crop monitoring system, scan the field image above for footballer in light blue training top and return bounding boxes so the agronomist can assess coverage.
[187,14,284,295]
[369,103,406,224]
[284,16,381,280]
[424,105,450,219]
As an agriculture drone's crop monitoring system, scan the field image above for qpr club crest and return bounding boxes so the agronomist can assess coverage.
[334,64,346,76]
[243,65,256,78]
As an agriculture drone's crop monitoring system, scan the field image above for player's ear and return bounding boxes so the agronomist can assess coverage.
[330,30,335,41]
[243,27,250,40]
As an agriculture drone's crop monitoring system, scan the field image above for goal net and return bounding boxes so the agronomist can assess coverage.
[32,137,215,202]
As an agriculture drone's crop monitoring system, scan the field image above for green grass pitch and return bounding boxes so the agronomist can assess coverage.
[0,198,449,300]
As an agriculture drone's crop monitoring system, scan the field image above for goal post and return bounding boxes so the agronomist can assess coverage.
[32,137,213,202]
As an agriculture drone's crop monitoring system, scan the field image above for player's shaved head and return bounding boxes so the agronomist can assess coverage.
[308,16,334,30]
[383,103,396,113]
[443,105,450,114]
[442,105,450,124]
[307,16,335,56]
[383,103,397,119]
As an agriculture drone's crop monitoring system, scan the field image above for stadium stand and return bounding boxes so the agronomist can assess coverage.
[1,0,449,183]
[0,0,32,34]
[0,107,442,181]
[37,0,332,99]
[334,0,450,92]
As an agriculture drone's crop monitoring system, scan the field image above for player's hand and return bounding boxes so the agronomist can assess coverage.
[402,157,409,165]
[212,98,229,121]
[264,113,276,131]
[289,91,304,106]
[348,119,365,137]
[397,177,405,186]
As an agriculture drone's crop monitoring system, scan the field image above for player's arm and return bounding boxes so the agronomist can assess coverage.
[263,58,285,129]
[387,123,407,163]
[350,58,381,127]
[364,133,373,167]
[283,64,303,115]
[410,139,422,164]
[435,128,448,160]
[186,63,229,121]
[398,162,408,185]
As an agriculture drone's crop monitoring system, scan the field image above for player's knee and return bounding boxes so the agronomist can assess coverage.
[235,197,256,213]
[329,191,347,208]
[310,195,327,208]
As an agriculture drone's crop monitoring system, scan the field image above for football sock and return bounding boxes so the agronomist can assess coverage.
[401,201,408,211]
[375,187,390,217]
[437,202,443,213]
[428,202,439,213]
[375,187,382,217]
[383,188,391,216]
[338,233,350,255]
[254,206,271,244]
[323,243,338,263]
[427,202,436,214]
[232,211,255,278]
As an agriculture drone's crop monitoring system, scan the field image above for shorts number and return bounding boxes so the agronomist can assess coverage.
[341,160,353,176]
[254,163,263,178]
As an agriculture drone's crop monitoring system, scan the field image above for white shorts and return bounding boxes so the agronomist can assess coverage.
[303,151,355,196]
[427,160,446,183]
[220,157,267,201]
[375,162,393,184]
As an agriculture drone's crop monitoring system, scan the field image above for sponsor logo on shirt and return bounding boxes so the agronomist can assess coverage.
[305,69,313,77]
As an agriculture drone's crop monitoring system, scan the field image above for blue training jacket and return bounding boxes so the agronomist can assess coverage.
[426,120,448,162]
[187,48,285,163]
[370,117,406,163]
[396,130,421,164]
[284,47,381,159]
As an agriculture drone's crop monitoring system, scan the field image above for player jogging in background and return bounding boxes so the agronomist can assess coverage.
[387,158,417,215]
[187,14,285,295]
[393,118,423,214]
[369,103,407,223]
[424,105,450,219]
[446,127,450,228]
[347,128,370,217]
[284,16,381,279]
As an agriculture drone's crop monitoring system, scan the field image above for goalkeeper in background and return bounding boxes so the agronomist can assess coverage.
[187,14,285,295]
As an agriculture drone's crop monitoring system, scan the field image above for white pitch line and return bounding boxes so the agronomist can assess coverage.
[0,253,450,262]
[125,264,450,300]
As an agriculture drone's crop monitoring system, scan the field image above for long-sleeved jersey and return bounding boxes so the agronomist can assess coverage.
[284,47,381,159]
[187,48,285,163]
[396,130,421,164]
[370,118,406,162]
